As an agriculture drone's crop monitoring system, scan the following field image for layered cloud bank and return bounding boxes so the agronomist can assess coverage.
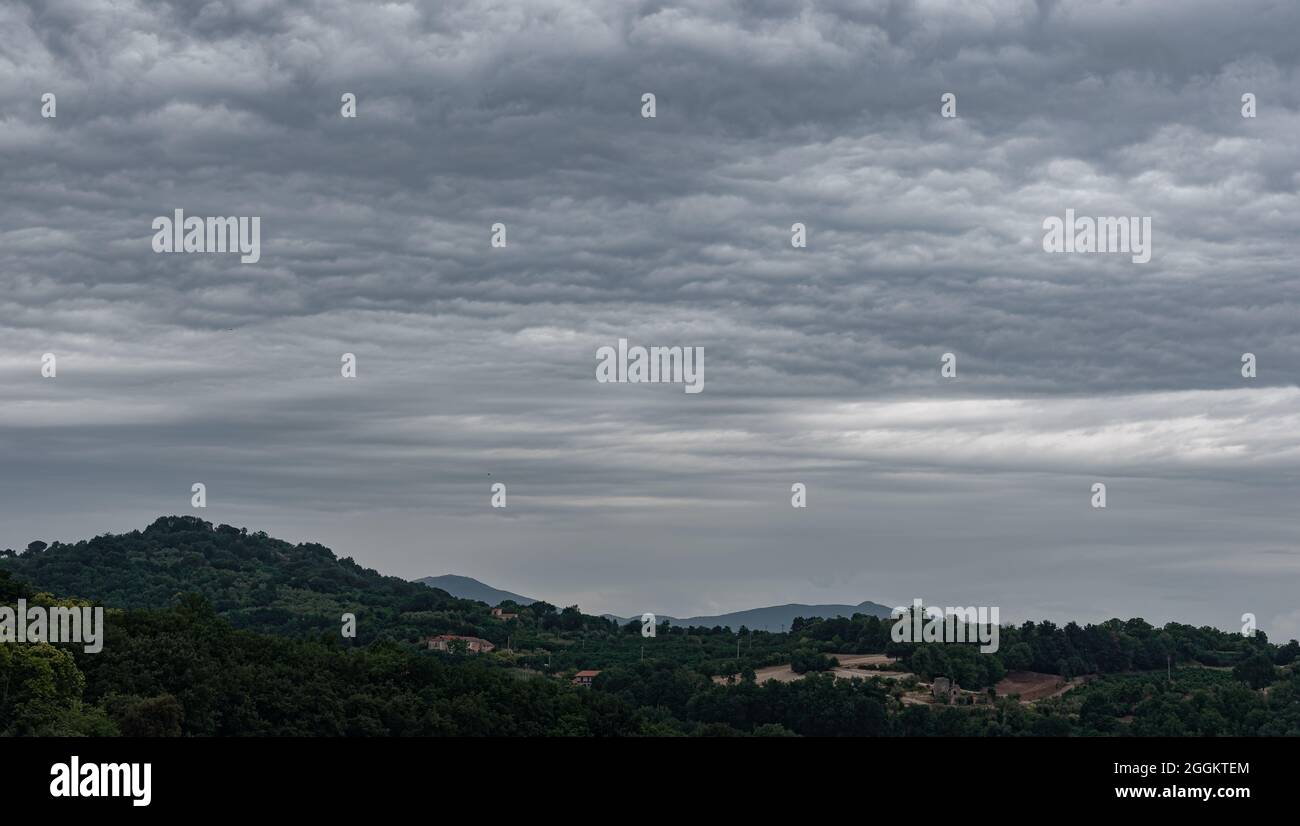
[1,0,1297,632]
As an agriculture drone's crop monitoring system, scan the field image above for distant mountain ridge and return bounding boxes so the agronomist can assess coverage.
[414,573,892,631]
[414,575,535,607]
[605,600,895,632]
[0,517,887,644]
[4,516,889,638]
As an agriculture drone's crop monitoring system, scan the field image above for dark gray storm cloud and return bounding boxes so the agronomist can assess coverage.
[2,0,1298,636]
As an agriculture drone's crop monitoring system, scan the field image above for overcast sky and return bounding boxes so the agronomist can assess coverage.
[2,0,1298,636]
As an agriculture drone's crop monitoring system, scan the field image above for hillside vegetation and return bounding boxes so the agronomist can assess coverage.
[2,517,1297,737]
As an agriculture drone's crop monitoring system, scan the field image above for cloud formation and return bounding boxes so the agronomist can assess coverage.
[1,0,1297,633]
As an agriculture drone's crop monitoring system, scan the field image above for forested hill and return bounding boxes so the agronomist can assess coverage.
[2,517,1299,737]
[0,516,498,641]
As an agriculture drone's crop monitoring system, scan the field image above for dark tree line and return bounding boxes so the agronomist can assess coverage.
[3,520,1297,737]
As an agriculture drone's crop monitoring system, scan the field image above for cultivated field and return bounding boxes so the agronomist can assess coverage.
[994,670,1094,701]
[715,654,906,685]
[714,658,1102,709]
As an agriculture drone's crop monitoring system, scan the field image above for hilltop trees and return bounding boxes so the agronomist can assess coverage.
[1233,653,1278,689]
[3,519,1298,738]
[0,516,513,644]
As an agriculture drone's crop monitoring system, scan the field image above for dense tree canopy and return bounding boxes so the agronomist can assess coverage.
[2,518,1296,737]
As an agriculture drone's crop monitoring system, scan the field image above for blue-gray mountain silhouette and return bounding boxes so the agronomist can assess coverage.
[604,601,894,632]
[416,574,891,631]
[414,575,535,607]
